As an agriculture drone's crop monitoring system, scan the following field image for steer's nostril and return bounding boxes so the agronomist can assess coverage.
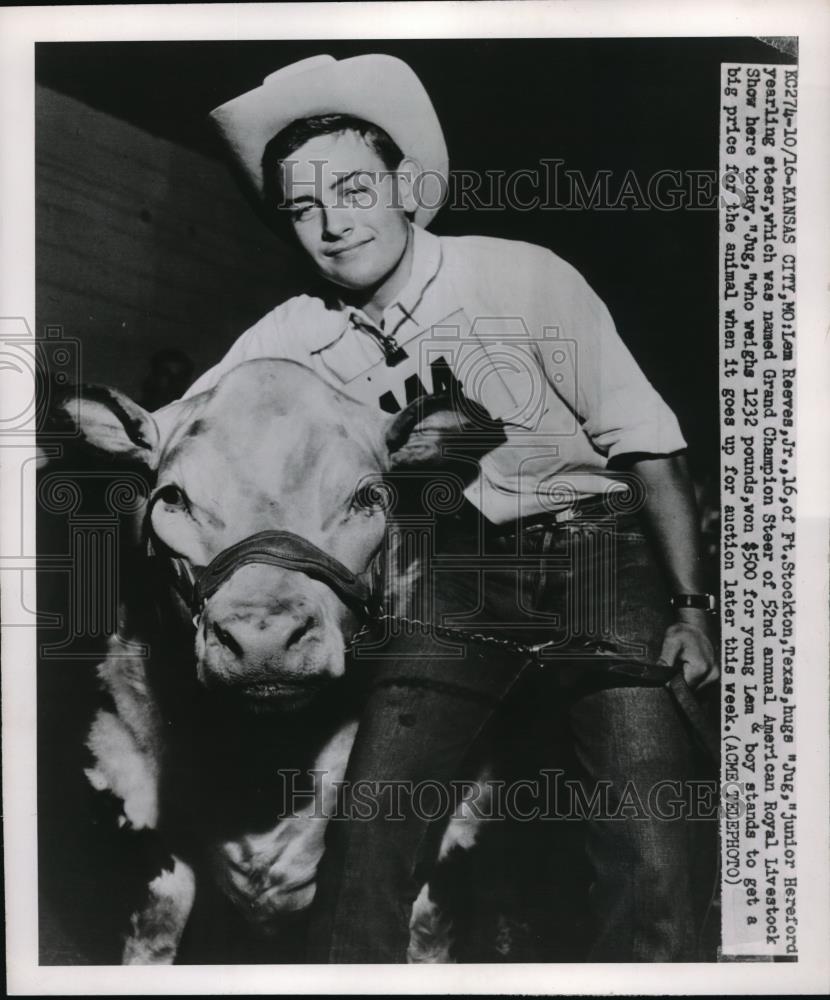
[286,615,317,649]
[213,621,243,656]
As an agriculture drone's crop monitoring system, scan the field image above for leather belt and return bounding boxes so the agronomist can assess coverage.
[494,496,620,536]
[443,495,626,545]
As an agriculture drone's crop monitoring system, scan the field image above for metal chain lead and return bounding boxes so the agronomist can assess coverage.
[344,610,558,660]
[344,609,720,766]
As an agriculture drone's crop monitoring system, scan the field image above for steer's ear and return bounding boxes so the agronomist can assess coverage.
[49,385,160,469]
[385,393,506,474]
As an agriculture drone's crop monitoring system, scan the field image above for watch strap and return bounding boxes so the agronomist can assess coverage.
[670,593,718,613]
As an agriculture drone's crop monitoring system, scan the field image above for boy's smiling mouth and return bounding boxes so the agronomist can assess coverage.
[325,238,374,258]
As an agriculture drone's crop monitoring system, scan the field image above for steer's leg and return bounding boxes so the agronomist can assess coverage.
[406,770,495,963]
[122,855,196,964]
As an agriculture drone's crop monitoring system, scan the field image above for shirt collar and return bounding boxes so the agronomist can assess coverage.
[325,224,442,335]
[308,227,444,379]
[386,224,443,326]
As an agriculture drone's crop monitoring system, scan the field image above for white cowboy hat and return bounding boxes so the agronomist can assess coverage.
[210,53,449,228]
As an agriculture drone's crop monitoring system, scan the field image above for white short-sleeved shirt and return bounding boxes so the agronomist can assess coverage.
[186,226,686,524]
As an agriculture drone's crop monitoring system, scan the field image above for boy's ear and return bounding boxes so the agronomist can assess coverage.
[385,392,506,474]
[48,385,160,469]
[395,156,423,217]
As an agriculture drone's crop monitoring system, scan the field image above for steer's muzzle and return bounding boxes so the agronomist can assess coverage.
[195,563,349,712]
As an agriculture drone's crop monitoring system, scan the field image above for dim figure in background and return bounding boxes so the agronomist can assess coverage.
[140,348,195,411]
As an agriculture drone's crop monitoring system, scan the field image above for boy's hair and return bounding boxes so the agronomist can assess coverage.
[261,113,405,209]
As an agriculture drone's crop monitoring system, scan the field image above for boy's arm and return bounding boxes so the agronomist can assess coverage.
[631,452,719,690]
[535,255,718,689]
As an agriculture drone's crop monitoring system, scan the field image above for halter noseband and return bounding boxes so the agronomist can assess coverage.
[190,529,375,620]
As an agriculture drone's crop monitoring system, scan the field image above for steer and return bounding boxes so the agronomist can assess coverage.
[52,358,506,963]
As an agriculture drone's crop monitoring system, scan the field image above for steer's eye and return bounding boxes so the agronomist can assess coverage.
[350,477,393,514]
[155,484,188,511]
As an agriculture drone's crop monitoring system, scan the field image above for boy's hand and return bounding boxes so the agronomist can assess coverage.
[658,609,719,690]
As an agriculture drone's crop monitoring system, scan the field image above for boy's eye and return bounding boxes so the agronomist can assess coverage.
[342,186,372,206]
[291,204,318,222]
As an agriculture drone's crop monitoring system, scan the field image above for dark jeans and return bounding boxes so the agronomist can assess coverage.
[308,500,712,962]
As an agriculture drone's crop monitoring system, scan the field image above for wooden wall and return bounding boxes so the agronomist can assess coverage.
[36,85,304,398]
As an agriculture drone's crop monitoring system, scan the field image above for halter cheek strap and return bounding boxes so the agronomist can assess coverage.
[192,529,374,619]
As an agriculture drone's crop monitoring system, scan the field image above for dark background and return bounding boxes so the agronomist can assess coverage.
[35,36,795,964]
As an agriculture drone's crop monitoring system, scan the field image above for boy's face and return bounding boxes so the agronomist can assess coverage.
[277,131,412,296]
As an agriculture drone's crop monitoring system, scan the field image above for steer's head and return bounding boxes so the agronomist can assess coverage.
[56,360,503,712]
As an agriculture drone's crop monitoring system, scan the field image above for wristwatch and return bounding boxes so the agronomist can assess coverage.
[670,593,718,613]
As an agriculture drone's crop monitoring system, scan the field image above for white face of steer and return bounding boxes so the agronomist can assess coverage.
[153,362,388,706]
[62,359,501,712]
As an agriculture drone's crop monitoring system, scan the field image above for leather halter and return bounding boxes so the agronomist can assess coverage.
[191,529,375,619]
